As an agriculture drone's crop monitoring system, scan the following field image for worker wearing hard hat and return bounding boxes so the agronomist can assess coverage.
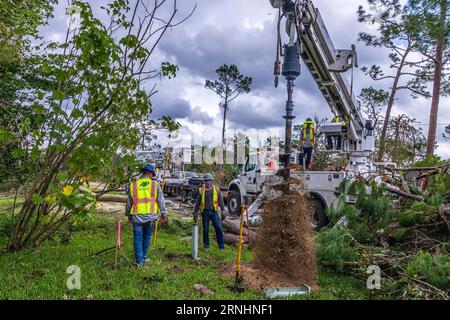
[299,118,316,170]
[125,164,167,267]
[326,116,346,150]
[193,173,226,250]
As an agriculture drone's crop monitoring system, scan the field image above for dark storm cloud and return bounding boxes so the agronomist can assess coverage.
[38,0,450,157]
[159,21,278,91]
[227,101,284,129]
[151,97,213,124]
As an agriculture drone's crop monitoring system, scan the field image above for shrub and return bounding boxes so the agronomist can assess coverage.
[316,227,359,271]
[405,251,450,292]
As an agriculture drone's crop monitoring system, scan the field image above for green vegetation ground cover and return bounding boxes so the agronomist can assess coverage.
[0,212,373,300]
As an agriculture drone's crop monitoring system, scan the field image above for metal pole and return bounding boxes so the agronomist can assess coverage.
[283,78,295,179]
[192,223,200,261]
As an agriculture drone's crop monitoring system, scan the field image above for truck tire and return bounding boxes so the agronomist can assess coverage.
[310,196,328,231]
[228,191,241,216]
[186,190,195,205]
[181,190,187,203]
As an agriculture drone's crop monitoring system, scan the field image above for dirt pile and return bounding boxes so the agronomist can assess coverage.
[256,190,317,286]
[224,177,317,292]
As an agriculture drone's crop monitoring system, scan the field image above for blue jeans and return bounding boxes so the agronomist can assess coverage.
[202,210,225,249]
[132,221,155,266]
[299,147,313,168]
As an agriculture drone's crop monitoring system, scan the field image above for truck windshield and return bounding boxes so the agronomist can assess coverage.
[245,156,257,172]
[185,172,199,178]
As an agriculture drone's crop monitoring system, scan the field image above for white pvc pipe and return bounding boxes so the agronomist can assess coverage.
[192,224,200,261]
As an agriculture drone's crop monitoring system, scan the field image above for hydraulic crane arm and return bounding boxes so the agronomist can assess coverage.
[270,0,374,152]
[296,1,362,143]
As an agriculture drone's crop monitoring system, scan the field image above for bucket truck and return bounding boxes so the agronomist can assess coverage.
[227,0,383,229]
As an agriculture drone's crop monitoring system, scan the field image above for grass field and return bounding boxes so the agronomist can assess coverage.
[0,209,374,300]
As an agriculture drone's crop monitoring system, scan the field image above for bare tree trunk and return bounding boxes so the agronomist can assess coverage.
[377,47,411,162]
[426,0,447,156]
[221,97,228,148]
[220,94,229,187]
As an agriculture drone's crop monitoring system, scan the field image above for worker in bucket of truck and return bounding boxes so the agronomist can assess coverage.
[299,118,316,170]
[193,173,226,250]
[125,164,167,267]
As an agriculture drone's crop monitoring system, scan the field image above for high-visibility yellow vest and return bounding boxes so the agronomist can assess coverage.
[130,178,159,215]
[199,185,219,212]
[332,116,346,126]
[302,123,315,145]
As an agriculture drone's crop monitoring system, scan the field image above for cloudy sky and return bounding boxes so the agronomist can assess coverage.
[42,0,450,158]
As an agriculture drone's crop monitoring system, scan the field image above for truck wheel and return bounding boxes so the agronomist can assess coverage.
[228,191,241,216]
[181,190,187,203]
[310,196,328,231]
[187,190,195,205]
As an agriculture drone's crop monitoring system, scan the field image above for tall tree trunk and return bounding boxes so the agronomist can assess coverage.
[377,47,411,162]
[393,115,401,161]
[219,95,229,187]
[221,98,228,148]
[426,0,447,156]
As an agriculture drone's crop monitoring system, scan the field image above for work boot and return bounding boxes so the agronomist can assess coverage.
[137,264,151,271]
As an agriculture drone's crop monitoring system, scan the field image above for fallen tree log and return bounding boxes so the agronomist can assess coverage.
[223,233,249,245]
[97,194,128,203]
[222,218,256,242]
[383,184,424,202]
[388,167,439,172]
[79,186,127,203]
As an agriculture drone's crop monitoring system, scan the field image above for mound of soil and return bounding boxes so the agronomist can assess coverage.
[219,178,317,291]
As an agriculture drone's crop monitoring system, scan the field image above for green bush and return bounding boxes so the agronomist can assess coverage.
[316,227,359,271]
[405,251,450,292]
[413,155,443,168]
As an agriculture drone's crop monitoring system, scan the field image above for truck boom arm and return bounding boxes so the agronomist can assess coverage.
[271,0,373,151]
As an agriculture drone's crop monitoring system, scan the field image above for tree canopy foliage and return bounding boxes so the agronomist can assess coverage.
[2,0,194,251]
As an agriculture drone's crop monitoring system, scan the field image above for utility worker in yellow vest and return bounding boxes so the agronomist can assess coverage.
[193,173,226,250]
[326,115,346,150]
[125,164,167,267]
[299,118,316,170]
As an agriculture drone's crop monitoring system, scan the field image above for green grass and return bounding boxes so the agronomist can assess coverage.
[0,197,23,209]
[0,211,375,300]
